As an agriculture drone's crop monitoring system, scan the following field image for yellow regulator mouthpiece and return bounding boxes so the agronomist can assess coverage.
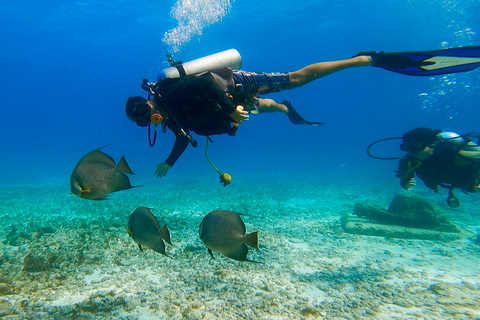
[151,112,163,125]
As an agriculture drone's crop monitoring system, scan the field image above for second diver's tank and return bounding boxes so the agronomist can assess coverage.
[157,49,242,81]
[437,132,464,147]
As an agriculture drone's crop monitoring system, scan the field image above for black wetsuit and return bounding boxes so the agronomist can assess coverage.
[155,67,292,167]
[155,68,238,167]
[397,145,480,193]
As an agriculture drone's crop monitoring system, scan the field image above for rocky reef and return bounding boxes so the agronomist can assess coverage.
[353,192,460,232]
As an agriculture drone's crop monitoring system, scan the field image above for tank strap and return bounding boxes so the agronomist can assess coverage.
[175,64,187,77]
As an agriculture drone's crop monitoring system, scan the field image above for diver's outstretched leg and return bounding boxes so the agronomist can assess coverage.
[288,56,373,88]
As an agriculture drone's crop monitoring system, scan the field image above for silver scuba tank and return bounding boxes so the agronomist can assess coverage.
[437,132,464,147]
[157,49,242,81]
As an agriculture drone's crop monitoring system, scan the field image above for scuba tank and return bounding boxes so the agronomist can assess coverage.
[436,132,464,147]
[157,49,242,81]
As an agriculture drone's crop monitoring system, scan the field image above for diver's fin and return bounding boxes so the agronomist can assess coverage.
[283,100,325,126]
[357,46,480,76]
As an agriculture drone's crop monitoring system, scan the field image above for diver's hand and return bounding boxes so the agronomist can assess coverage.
[229,105,249,123]
[402,178,416,190]
[155,162,171,178]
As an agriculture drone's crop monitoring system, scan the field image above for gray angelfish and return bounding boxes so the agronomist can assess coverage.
[127,207,172,256]
[70,145,137,200]
[199,210,259,262]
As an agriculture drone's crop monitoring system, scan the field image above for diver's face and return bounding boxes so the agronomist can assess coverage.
[146,100,156,112]
[409,145,434,160]
[135,100,155,127]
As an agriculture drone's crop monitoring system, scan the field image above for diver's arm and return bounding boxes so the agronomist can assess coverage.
[229,105,249,123]
[401,177,416,190]
[458,141,480,163]
[155,135,189,178]
[165,135,189,167]
[397,158,416,190]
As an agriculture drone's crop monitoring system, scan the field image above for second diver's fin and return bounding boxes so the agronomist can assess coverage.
[283,100,325,126]
[356,46,480,76]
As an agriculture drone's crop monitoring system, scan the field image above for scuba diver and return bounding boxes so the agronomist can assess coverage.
[126,53,373,180]
[126,47,480,183]
[372,127,480,207]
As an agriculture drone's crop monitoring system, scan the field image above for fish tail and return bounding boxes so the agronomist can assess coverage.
[151,241,167,256]
[160,225,172,245]
[117,156,135,174]
[245,232,259,249]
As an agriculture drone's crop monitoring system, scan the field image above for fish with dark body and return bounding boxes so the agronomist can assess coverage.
[70,145,137,200]
[127,207,172,256]
[199,210,259,262]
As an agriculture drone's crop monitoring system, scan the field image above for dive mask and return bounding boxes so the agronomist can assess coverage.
[400,141,429,153]
[134,103,151,127]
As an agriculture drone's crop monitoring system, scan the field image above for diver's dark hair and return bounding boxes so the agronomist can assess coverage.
[125,96,148,122]
[400,127,442,152]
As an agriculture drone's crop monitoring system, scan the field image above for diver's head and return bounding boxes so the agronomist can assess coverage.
[126,96,163,127]
[126,96,150,126]
[400,127,441,153]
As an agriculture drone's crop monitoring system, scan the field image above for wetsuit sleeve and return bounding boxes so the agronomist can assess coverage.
[165,134,189,167]
[163,118,190,168]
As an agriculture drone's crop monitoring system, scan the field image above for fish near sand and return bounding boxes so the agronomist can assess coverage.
[70,145,137,200]
[127,207,172,256]
[199,210,259,262]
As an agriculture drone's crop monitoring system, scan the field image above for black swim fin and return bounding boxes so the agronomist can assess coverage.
[283,100,325,126]
[356,46,480,76]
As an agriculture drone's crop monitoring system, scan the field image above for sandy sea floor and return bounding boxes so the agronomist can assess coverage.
[0,176,479,319]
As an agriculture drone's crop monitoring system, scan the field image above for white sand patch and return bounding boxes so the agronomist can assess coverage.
[49,293,90,307]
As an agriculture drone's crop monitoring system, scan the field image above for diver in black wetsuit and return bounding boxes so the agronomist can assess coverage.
[396,127,480,207]
[126,55,374,177]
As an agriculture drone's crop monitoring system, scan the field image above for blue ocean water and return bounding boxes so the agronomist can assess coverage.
[2,2,480,319]
[0,0,479,185]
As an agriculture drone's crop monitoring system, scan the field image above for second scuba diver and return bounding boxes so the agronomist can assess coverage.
[396,127,480,207]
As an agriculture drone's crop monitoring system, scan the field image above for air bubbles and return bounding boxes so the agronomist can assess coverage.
[162,0,232,52]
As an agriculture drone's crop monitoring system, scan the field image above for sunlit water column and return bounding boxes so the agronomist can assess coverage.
[416,0,477,126]
[162,0,232,53]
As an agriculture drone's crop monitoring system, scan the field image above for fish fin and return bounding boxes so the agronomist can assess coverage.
[80,187,91,194]
[208,248,215,259]
[160,225,172,245]
[138,244,143,252]
[117,156,135,174]
[97,144,112,150]
[126,229,134,236]
[113,173,134,192]
[151,241,167,256]
[225,244,248,261]
[244,231,259,249]
[78,145,116,167]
